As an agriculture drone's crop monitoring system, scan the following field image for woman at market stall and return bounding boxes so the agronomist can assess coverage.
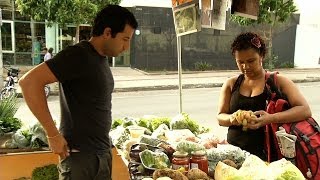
[216,32,311,160]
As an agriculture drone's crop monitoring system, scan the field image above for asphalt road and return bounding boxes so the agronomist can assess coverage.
[15,82,320,139]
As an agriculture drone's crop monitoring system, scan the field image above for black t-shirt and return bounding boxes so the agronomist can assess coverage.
[228,74,267,160]
[46,41,114,153]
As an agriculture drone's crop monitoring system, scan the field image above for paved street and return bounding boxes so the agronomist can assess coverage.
[15,82,320,140]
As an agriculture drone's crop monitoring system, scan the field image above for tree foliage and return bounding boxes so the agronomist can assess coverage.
[230,0,297,69]
[15,0,121,27]
[230,0,297,26]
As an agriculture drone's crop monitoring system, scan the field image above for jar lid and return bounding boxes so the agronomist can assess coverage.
[191,150,206,156]
[173,151,188,157]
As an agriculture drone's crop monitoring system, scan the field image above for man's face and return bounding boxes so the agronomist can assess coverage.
[103,24,135,57]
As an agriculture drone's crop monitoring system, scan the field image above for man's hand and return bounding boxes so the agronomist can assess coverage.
[47,133,70,160]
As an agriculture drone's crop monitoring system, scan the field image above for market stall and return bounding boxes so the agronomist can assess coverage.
[109,113,306,180]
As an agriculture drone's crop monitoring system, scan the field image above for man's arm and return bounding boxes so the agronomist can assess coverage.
[19,63,69,159]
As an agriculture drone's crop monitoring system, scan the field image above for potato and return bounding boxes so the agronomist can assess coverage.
[186,168,210,180]
[156,177,173,180]
[153,168,188,180]
[222,159,238,169]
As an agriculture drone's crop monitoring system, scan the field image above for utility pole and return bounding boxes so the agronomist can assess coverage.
[0,8,4,90]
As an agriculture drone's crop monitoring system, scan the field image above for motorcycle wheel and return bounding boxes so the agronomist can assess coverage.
[0,88,16,100]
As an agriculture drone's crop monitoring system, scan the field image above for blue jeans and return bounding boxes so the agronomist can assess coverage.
[57,149,112,180]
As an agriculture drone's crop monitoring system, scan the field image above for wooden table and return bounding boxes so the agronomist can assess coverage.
[112,147,130,180]
[0,148,130,180]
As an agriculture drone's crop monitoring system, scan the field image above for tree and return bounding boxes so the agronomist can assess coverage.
[230,0,297,69]
[15,0,120,42]
[16,0,120,26]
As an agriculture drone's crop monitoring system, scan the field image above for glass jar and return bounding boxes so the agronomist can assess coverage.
[171,151,190,171]
[190,150,209,174]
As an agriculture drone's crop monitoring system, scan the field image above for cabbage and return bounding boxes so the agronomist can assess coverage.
[269,159,305,180]
[139,149,170,169]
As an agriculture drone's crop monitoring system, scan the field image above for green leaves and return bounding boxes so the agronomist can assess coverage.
[0,95,21,135]
[15,0,120,27]
[230,0,297,26]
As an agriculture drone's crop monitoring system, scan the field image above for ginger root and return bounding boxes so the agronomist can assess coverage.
[233,110,257,131]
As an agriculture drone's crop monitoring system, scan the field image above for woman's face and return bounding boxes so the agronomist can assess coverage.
[234,48,263,77]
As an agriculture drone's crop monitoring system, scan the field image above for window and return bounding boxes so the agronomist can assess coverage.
[58,26,76,50]
[15,22,32,52]
[1,21,14,52]
[1,9,13,20]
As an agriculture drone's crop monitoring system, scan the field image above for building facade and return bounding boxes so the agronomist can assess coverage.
[128,5,300,71]
[2,0,318,70]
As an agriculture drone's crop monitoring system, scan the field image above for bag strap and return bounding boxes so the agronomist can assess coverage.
[265,71,287,100]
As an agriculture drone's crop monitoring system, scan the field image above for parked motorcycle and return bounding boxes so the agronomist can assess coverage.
[0,64,20,100]
[1,62,50,100]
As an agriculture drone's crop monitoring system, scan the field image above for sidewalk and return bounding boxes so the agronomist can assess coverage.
[111,67,320,92]
[16,67,320,95]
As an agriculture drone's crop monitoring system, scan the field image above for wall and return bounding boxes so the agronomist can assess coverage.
[273,26,297,67]
[294,25,320,68]
[293,0,320,68]
[130,6,300,71]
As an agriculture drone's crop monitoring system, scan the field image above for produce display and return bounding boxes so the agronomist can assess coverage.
[110,113,305,180]
[214,155,305,180]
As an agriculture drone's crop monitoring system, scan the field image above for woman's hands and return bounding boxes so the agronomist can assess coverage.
[229,110,275,130]
[246,110,274,130]
[229,113,241,126]
[229,110,257,130]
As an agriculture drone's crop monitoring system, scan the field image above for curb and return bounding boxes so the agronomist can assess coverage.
[15,77,320,97]
[133,68,240,76]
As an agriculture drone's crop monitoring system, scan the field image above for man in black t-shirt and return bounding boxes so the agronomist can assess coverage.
[19,5,138,180]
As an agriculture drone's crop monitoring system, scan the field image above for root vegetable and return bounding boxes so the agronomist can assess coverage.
[186,168,210,180]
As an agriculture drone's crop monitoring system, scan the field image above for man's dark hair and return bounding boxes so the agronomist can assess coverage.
[91,5,138,38]
[231,32,267,58]
[48,47,54,53]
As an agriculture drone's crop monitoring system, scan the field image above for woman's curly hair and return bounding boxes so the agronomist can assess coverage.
[231,32,267,58]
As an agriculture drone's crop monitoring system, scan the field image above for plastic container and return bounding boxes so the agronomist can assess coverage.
[129,127,145,139]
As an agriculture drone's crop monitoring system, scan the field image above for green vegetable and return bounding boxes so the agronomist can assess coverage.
[150,117,170,132]
[170,113,200,135]
[176,140,205,154]
[122,117,136,128]
[111,119,123,129]
[136,118,150,129]
[114,128,130,149]
[139,135,162,146]
[21,129,32,142]
[140,149,170,169]
[198,126,211,134]
[31,164,58,180]
[29,123,48,148]
[140,150,155,168]
[276,170,303,180]
[11,130,30,148]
